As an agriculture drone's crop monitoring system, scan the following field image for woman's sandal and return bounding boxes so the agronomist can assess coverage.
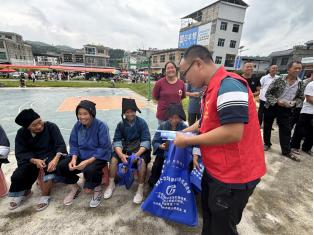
[36,196,51,211]
[9,190,32,210]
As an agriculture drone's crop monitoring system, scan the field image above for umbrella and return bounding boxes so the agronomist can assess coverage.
[0,68,16,73]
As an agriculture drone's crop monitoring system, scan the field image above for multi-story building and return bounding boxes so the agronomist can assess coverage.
[269,40,313,73]
[0,31,34,65]
[60,45,110,68]
[60,49,85,66]
[34,52,60,66]
[238,56,270,74]
[150,48,186,74]
[84,44,110,67]
[179,0,248,70]
[122,49,157,70]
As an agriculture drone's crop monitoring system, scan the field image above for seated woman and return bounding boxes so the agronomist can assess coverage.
[104,98,151,204]
[0,125,10,166]
[148,104,187,188]
[9,109,67,211]
[0,125,10,198]
[57,100,112,208]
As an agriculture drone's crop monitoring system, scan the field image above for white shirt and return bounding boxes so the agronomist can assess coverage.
[259,74,279,101]
[301,81,313,114]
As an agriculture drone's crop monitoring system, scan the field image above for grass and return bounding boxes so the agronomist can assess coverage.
[0,79,190,113]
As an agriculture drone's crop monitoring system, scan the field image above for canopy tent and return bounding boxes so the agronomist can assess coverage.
[0,68,16,73]
[0,64,115,74]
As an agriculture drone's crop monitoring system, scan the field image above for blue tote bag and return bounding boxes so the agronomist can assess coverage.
[117,154,142,189]
[141,141,198,226]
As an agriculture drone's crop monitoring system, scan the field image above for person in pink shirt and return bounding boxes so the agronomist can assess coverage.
[152,61,186,124]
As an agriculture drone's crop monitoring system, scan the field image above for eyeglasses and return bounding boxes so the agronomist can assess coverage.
[181,61,195,78]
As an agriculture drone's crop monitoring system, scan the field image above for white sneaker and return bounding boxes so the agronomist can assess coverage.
[90,188,102,208]
[133,187,144,204]
[103,183,115,199]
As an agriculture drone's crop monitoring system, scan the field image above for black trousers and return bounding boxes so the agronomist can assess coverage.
[9,157,59,193]
[263,105,292,155]
[291,107,302,130]
[188,113,201,126]
[201,172,255,235]
[9,163,39,193]
[57,157,107,189]
[258,100,266,126]
[148,154,165,187]
[290,113,313,151]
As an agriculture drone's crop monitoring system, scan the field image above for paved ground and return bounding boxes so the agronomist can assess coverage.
[0,88,312,234]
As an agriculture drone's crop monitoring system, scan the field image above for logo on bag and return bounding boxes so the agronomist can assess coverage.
[166,185,176,196]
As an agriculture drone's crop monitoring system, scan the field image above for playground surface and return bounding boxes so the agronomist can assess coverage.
[0,87,312,235]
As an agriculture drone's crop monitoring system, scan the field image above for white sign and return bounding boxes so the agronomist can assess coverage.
[197,23,212,46]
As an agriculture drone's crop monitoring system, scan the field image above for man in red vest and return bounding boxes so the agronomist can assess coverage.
[174,45,266,235]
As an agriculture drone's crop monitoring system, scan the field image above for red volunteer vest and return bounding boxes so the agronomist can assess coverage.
[200,66,266,184]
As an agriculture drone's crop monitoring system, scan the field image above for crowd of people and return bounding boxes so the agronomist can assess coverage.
[0,45,312,235]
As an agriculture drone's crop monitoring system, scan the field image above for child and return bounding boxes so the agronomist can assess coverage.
[148,103,187,188]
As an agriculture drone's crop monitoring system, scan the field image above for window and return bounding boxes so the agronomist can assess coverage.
[85,47,96,55]
[153,56,157,63]
[230,40,236,48]
[271,58,277,65]
[0,41,5,48]
[220,22,228,31]
[75,55,84,63]
[97,49,104,54]
[0,52,7,60]
[5,35,12,40]
[218,38,225,47]
[180,53,184,59]
[169,53,175,61]
[281,57,289,65]
[160,55,165,63]
[232,24,239,33]
[215,56,222,64]
[224,54,236,67]
[64,54,73,63]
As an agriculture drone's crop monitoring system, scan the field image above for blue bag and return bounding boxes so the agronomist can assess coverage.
[117,154,142,189]
[141,141,198,226]
[190,160,204,193]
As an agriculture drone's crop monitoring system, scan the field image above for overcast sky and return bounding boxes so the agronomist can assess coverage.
[0,0,312,56]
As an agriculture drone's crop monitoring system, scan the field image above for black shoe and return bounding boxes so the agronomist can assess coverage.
[264,145,270,151]
[283,152,301,162]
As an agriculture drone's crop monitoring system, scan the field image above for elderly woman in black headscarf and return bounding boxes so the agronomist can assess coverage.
[8,109,67,211]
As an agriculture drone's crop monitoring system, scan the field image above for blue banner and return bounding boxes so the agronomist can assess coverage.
[178,27,198,49]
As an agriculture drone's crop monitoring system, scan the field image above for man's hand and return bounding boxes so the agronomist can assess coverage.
[173,132,189,148]
[31,158,46,169]
[277,99,286,107]
[193,155,200,170]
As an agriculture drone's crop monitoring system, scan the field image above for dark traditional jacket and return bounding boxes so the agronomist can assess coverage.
[15,121,67,166]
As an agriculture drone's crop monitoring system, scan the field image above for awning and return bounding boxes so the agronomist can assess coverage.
[0,68,16,73]
[0,64,115,74]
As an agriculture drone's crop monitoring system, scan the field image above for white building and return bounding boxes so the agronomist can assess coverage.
[0,31,34,65]
[179,0,248,70]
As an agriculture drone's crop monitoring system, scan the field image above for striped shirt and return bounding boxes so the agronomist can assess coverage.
[217,77,248,125]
